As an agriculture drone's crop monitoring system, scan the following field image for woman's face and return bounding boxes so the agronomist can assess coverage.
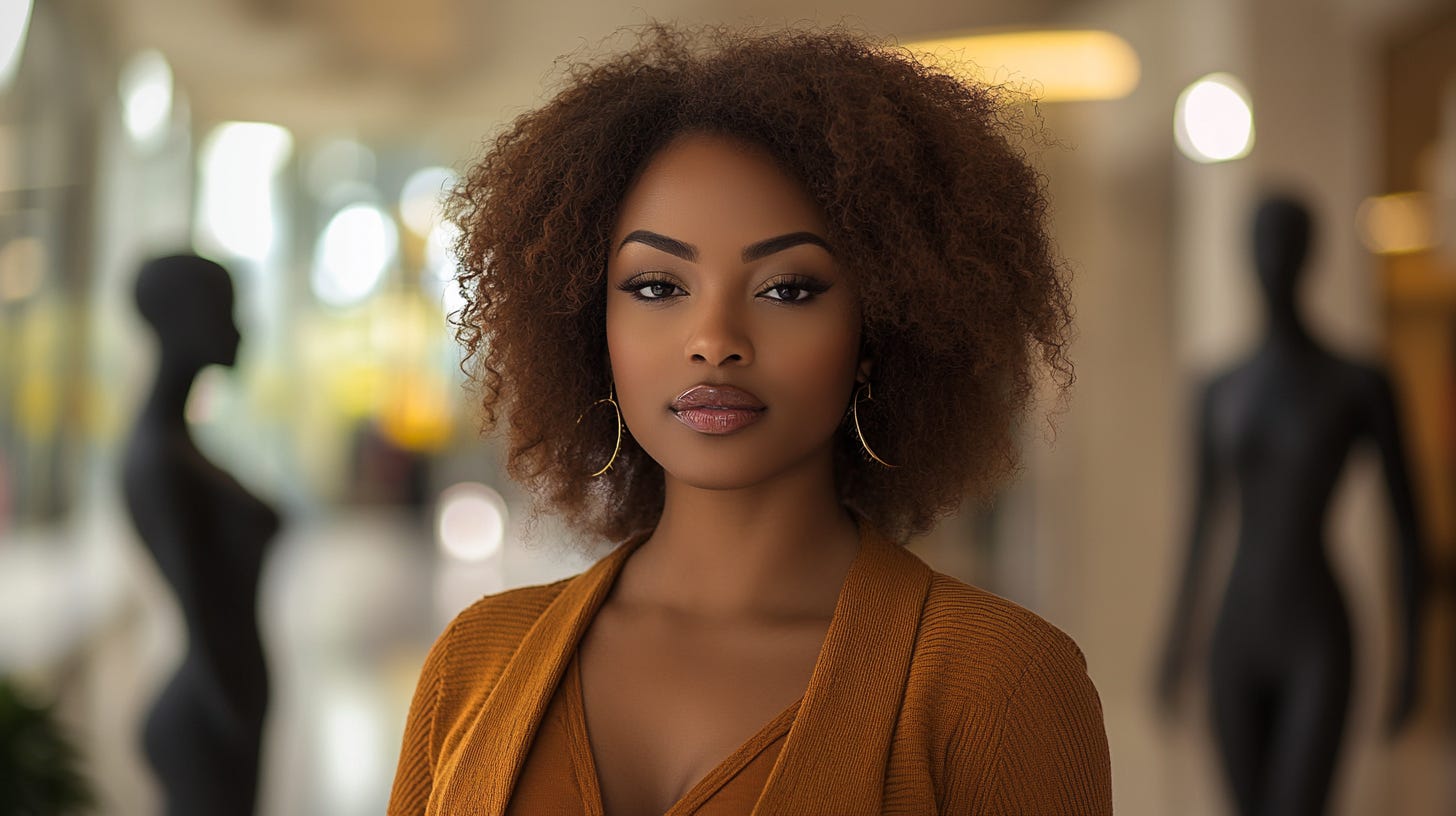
[606,132,868,491]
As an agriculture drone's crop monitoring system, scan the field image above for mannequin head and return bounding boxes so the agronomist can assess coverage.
[134,254,241,369]
[448,24,1074,542]
[1252,194,1313,312]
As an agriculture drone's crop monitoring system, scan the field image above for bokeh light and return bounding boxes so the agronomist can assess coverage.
[1175,73,1255,163]
[905,29,1140,102]
[119,49,173,149]
[1357,192,1435,255]
[0,0,32,90]
[311,203,399,307]
[425,221,466,318]
[318,678,384,814]
[399,166,457,237]
[196,122,294,260]
[435,482,507,562]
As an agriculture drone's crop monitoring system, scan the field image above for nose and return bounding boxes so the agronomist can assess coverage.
[685,297,754,367]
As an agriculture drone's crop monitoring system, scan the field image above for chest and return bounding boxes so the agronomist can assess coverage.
[1213,364,1363,478]
[575,606,830,816]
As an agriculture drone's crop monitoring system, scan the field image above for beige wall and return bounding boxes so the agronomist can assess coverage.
[1021,0,1451,813]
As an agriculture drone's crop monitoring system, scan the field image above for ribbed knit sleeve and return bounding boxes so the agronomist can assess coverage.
[961,634,1113,815]
[385,580,572,815]
[387,618,456,816]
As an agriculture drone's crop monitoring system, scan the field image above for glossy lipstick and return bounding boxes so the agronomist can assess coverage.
[670,384,766,435]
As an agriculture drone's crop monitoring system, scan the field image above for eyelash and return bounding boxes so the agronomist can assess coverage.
[616,273,831,305]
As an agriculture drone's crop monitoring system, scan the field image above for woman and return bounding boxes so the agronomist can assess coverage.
[389,24,1112,816]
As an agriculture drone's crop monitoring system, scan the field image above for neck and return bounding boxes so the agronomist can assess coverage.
[615,447,862,622]
[1262,295,1317,352]
[141,351,203,429]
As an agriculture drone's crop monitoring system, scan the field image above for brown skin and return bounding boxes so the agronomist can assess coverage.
[581,133,866,815]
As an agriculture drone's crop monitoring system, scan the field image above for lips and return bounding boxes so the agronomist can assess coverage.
[670,384,766,435]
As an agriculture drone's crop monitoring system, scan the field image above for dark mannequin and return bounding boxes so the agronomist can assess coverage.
[1156,196,1425,816]
[121,255,280,816]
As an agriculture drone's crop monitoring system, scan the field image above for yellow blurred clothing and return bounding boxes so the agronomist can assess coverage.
[387,524,1113,815]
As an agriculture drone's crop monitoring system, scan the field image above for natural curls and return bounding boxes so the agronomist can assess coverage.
[446,22,1074,545]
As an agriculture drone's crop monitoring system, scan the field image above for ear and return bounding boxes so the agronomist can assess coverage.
[856,357,873,384]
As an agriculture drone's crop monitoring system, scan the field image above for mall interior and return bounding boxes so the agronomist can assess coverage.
[2,0,1455,813]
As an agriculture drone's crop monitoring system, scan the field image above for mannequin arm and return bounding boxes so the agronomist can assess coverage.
[1156,382,1221,716]
[1365,368,1426,736]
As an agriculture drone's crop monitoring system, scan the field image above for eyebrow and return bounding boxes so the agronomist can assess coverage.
[618,230,696,261]
[616,230,832,263]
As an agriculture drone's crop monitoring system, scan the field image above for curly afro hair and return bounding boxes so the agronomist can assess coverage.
[447,22,1074,545]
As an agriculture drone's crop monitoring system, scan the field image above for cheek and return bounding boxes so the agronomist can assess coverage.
[765,313,862,418]
[605,303,668,424]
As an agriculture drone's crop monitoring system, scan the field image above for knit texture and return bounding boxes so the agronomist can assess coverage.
[505,647,797,814]
[387,526,1113,815]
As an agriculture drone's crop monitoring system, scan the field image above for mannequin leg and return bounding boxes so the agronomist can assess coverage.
[1261,638,1351,816]
[1210,648,1275,816]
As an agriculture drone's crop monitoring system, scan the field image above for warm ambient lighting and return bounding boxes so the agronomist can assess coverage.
[902,30,1139,102]
[1174,73,1254,163]
[0,0,33,89]
[1357,192,1435,255]
[436,482,508,562]
[119,50,173,148]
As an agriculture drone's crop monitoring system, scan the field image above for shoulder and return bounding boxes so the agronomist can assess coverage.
[413,576,576,734]
[452,578,574,634]
[431,577,576,675]
[917,571,1090,688]
[908,571,1099,733]
[389,574,585,811]
[919,572,1113,813]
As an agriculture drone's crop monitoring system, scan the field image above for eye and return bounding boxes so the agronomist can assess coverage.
[616,274,684,301]
[637,281,680,299]
[763,284,810,302]
[759,276,830,304]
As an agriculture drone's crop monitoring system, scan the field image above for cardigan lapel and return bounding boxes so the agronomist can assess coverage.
[431,532,648,816]
[429,522,932,816]
[751,524,934,815]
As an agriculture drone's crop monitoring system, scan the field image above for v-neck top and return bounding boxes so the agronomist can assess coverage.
[505,646,801,815]
[388,523,1113,815]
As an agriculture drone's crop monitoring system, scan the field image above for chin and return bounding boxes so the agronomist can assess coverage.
[647,439,828,493]
[663,466,775,492]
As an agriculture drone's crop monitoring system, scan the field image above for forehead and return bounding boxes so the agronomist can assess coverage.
[611,133,828,247]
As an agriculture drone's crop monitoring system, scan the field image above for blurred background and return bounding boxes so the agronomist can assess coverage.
[2,0,1455,813]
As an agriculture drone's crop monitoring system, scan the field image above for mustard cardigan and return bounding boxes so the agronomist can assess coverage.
[388,524,1113,815]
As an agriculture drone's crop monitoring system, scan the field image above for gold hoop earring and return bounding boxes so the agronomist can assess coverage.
[852,381,898,468]
[575,386,622,478]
